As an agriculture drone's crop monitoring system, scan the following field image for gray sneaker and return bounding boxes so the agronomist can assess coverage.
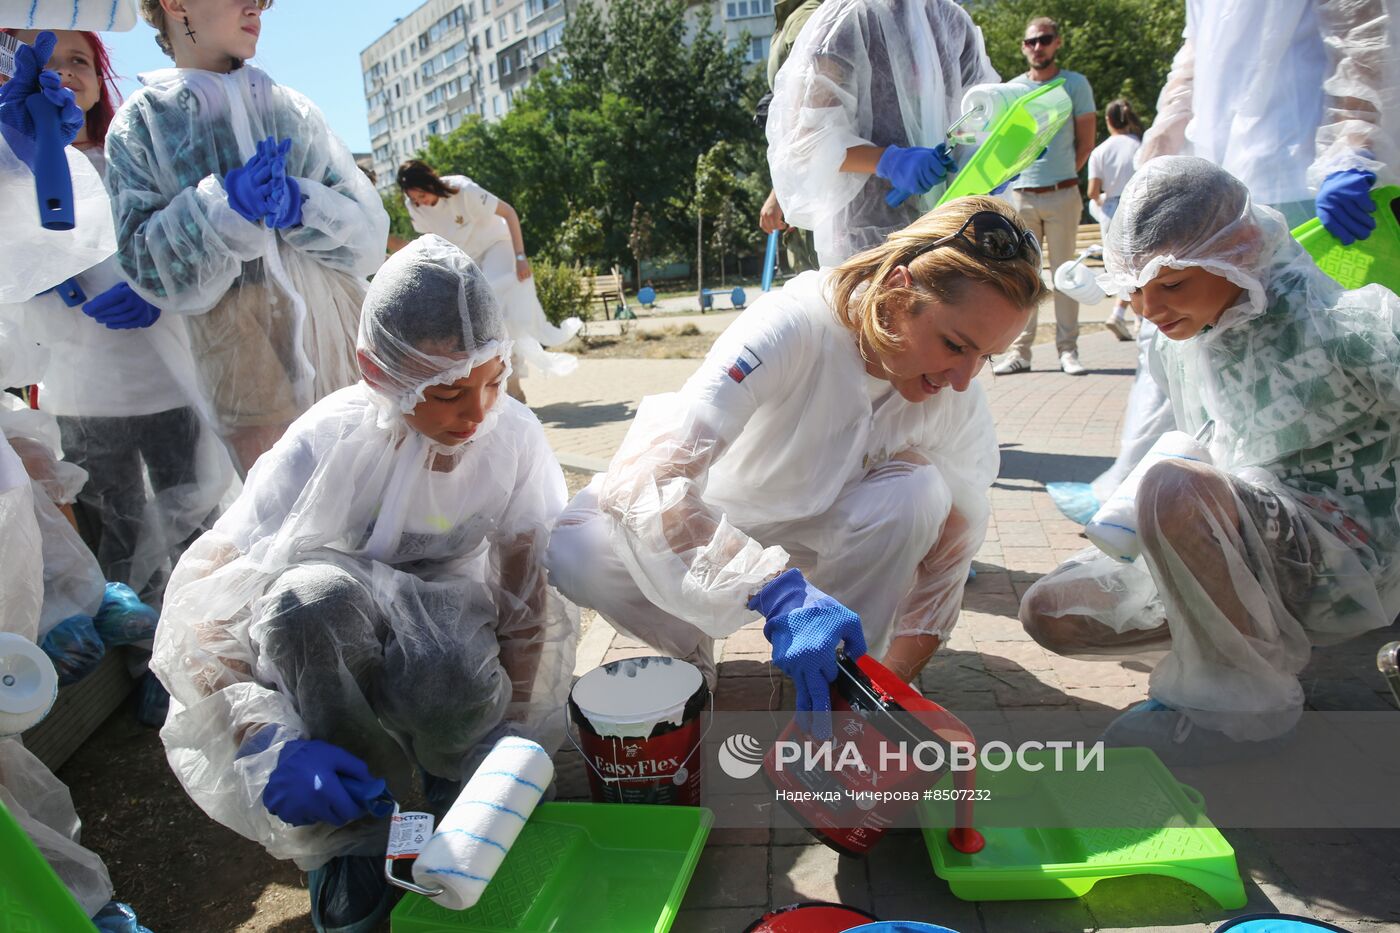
[1103,316,1134,341]
[992,354,1031,375]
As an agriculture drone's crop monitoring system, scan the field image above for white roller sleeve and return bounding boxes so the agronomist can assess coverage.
[1085,430,1214,563]
[0,0,139,32]
[0,632,58,737]
[411,736,553,911]
[957,83,1032,142]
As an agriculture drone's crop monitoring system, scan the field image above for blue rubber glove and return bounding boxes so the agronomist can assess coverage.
[258,136,305,228]
[0,32,84,168]
[224,137,283,224]
[93,582,159,646]
[748,568,867,739]
[878,144,957,207]
[81,282,161,330]
[39,615,106,686]
[266,175,303,229]
[263,739,389,827]
[1316,168,1378,245]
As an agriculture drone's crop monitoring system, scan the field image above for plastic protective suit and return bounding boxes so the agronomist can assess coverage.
[1140,0,1397,212]
[1024,157,1400,740]
[0,324,105,636]
[0,148,231,604]
[547,270,997,682]
[151,235,578,868]
[0,434,114,916]
[765,0,997,266]
[405,175,581,378]
[104,64,389,470]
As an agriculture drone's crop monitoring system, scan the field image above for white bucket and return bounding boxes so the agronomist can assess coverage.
[0,632,58,737]
[1054,256,1108,305]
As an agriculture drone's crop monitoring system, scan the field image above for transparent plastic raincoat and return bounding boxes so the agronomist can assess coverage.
[1140,0,1397,203]
[0,148,231,604]
[765,0,997,266]
[1025,157,1400,740]
[547,270,997,680]
[151,237,578,868]
[104,64,389,467]
[405,175,581,377]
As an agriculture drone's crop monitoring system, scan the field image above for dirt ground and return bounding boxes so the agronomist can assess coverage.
[557,324,715,360]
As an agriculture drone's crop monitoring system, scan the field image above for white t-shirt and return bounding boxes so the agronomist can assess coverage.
[1087,134,1141,199]
[405,175,508,263]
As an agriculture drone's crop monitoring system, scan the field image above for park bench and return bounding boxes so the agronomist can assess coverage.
[582,267,628,320]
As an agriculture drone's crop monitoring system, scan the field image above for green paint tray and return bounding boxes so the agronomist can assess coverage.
[1293,185,1400,292]
[390,802,712,932]
[918,747,1246,908]
[0,799,96,931]
[937,79,1073,205]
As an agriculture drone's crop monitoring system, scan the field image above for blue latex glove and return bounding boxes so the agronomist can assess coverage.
[81,282,161,330]
[92,901,154,933]
[748,568,867,739]
[1316,168,1378,245]
[224,137,284,224]
[263,739,389,827]
[0,32,84,167]
[878,144,957,207]
[265,174,303,229]
[39,615,106,686]
[93,582,159,645]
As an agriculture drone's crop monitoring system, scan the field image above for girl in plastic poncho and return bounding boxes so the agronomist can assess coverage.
[150,236,579,932]
[396,160,582,405]
[766,0,999,268]
[1021,157,1400,761]
[547,197,1046,727]
[0,28,230,607]
[106,0,390,476]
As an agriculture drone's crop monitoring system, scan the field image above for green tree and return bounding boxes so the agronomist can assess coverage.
[422,0,760,274]
[966,0,1186,133]
[381,191,415,243]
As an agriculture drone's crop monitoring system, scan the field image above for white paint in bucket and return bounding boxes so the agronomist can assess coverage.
[571,656,703,738]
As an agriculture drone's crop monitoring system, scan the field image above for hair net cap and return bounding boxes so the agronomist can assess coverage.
[1096,156,1292,324]
[357,234,512,412]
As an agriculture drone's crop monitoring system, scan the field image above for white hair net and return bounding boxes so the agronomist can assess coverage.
[357,235,512,413]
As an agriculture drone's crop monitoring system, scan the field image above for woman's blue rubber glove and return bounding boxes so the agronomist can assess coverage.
[748,568,867,739]
[1316,168,1378,245]
[878,144,957,207]
[82,282,161,330]
[258,137,304,228]
[0,32,84,168]
[263,739,388,827]
[223,137,282,224]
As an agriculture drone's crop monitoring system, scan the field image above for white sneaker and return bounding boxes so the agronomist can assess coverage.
[1103,316,1134,341]
[1060,351,1087,376]
[992,354,1031,375]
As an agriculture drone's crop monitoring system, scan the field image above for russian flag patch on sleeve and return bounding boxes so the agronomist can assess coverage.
[726,346,764,383]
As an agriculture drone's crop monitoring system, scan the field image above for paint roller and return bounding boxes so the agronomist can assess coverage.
[0,632,59,737]
[0,0,139,30]
[385,735,553,910]
[947,83,1033,147]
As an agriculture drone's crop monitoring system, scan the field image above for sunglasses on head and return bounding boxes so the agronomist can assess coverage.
[1022,34,1056,48]
[915,211,1041,265]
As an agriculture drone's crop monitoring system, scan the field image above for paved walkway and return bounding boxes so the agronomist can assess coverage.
[520,323,1400,933]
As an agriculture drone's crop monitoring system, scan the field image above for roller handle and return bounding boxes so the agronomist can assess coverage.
[762,229,779,292]
[27,92,74,231]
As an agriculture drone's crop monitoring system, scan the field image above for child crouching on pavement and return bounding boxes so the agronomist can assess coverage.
[1019,156,1400,763]
[150,236,578,933]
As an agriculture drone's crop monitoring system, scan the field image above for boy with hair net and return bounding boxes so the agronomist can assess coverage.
[106,0,390,475]
[1020,156,1400,762]
[151,236,579,933]
[765,0,998,267]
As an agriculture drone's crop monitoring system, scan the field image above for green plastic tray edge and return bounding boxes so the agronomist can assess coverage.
[0,798,96,931]
[937,77,1072,205]
[1292,184,1400,291]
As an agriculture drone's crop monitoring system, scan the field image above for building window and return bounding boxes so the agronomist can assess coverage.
[498,17,507,38]
[493,95,502,116]
[489,62,496,82]
[748,35,770,61]
[512,10,521,30]
[502,56,512,76]
[485,26,492,48]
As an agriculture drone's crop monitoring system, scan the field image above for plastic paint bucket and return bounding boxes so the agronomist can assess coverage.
[744,902,880,932]
[568,656,709,806]
[0,633,58,737]
[848,924,964,933]
[764,654,981,858]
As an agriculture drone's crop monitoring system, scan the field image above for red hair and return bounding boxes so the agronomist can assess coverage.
[2,30,122,146]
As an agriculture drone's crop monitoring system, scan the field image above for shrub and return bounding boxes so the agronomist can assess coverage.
[533,260,594,326]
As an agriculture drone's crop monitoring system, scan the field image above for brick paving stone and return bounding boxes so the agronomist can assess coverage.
[979,896,1095,932]
[672,907,768,933]
[680,846,770,909]
[771,843,874,913]
[979,640,1054,672]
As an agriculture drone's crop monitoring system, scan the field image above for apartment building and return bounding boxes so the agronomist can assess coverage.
[361,0,771,194]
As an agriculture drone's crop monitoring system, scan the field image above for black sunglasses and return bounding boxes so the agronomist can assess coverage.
[1022,34,1056,48]
[916,211,1041,265]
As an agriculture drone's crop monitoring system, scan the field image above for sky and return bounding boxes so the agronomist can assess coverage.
[98,1,424,153]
